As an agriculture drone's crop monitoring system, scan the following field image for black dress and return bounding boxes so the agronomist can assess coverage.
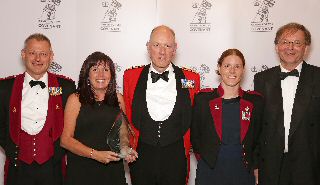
[65,102,127,185]
[196,97,254,185]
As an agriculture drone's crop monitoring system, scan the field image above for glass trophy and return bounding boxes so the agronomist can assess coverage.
[107,111,136,158]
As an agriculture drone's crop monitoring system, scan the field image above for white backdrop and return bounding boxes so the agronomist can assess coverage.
[1,0,319,184]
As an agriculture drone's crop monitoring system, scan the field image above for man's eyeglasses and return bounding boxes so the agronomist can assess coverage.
[277,40,305,48]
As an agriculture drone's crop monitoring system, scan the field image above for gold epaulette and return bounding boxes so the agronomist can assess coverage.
[0,75,17,81]
[125,65,146,71]
[55,74,74,82]
[182,67,198,74]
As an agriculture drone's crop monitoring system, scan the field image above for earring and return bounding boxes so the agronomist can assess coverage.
[87,78,90,86]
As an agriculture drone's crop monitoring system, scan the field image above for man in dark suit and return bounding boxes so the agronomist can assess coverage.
[254,23,320,185]
[123,25,200,185]
[0,33,75,185]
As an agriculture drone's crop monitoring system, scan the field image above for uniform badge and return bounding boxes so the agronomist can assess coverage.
[214,104,219,110]
[241,106,251,121]
[181,79,195,88]
[56,104,60,110]
[49,87,62,96]
[12,107,16,113]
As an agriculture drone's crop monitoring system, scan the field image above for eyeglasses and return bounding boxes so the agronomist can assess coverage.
[277,40,305,48]
[24,50,51,58]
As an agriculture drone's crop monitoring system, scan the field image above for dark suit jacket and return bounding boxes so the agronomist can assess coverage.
[123,64,200,151]
[0,72,75,185]
[254,62,320,185]
[191,85,264,173]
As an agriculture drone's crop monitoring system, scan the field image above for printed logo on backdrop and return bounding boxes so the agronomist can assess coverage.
[38,0,62,29]
[114,63,123,90]
[251,0,275,32]
[100,0,122,32]
[249,64,269,88]
[251,64,269,74]
[190,64,211,88]
[48,61,62,73]
[190,0,212,33]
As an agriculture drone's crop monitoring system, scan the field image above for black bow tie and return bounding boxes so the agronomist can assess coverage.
[151,71,169,83]
[29,80,46,89]
[279,69,299,80]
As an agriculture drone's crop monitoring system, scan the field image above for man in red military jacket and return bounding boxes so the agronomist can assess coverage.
[0,33,75,185]
[123,25,200,185]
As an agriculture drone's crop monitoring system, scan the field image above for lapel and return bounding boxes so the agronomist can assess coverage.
[239,98,254,142]
[47,72,64,141]
[172,64,191,127]
[9,72,64,145]
[265,66,285,136]
[208,85,254,143]
[209,95,223,141]
[9,74,24,145]
[289,62,313,141]
[132,64,150,129]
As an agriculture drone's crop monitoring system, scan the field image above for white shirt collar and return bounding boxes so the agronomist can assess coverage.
[149,63,173,74]
[280,62,302,73]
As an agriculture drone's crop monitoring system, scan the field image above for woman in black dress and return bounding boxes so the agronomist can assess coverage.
[191,49,263,185]
[61,51,138,185]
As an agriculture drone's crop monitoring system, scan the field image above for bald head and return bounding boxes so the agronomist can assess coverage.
[147,25,177,73]
[149,25,176,42]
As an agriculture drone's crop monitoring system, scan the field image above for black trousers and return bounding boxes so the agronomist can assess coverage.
[130,139,187,185]
[6,158,62,185]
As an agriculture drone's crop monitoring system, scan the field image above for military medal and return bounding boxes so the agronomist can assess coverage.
[49,87,62,96]
[241,106,251,121]
[181,79,195,88]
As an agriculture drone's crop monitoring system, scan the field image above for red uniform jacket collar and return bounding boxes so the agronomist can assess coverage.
[209,84,253,143]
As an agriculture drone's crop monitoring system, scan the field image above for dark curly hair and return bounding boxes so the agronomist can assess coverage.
[77,51,118,106]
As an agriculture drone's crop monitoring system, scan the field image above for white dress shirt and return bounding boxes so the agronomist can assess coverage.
[146,64,177,121]
[21,72,49,135]
[280,63,302,152]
